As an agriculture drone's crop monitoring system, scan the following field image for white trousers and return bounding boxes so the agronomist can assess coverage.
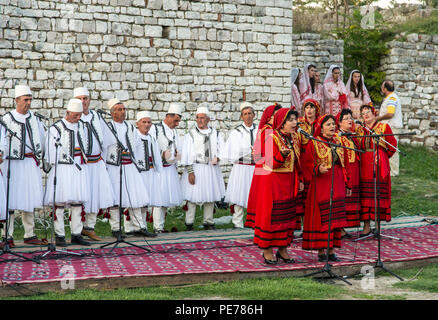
[2,211,36,239]
[389,128,400,177]
[83,212,98,230]
[108,207,145,232]
[185,202,214,226]
[54,206,83,237]
[232,205,245,229]
[152,207,166,232]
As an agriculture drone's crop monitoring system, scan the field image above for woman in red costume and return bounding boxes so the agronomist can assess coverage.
[336,109,361,238]
[247,108,303,265]
[296,99,321,218]
[357,104,397,237]
[302,114,348,262]
[245,103,281,229]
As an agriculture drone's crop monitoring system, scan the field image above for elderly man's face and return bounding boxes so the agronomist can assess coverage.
[15,95,32,115]
[196,113,209,130]
[165,114,181,129]
[137,117,152,135]
[65,111,82,124]
[111,103,126,123]
[241,107,255,127]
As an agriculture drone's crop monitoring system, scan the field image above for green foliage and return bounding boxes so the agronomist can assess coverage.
[388,10,438,36]
[335,9,390,104]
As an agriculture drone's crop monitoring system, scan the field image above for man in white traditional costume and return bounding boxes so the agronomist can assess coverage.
[376,80,403,177]
[222,102,257,229]
[103,98,156,238]
[74,87,116,241]
[180,105,225,231]
[148,103,184,233]
[44,99,91,246]
[0,84,48,246]
[135,111,163,232]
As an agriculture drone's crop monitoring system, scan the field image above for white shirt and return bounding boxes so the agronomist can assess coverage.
[380,92,403,129]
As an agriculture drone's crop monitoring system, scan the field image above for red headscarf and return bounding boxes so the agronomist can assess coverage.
[272,108,291,130]
[302,98,321,119]
[258,103,281,129]
[313,114,335,138]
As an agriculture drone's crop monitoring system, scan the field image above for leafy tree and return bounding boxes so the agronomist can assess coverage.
[335,9,390,104]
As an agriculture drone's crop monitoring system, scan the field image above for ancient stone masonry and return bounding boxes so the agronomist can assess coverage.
[0,0,293,139]
[380,34,438,149]
[292,32,344,79]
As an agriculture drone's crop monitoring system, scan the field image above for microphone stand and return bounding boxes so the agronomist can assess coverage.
[98,113,151,253]
[37,128,83,260]
[0,123,39,264]
[346,129,412,281]
[301,132,362,285]
[353,129,414,243]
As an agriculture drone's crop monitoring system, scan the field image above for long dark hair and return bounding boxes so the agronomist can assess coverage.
[350,71,364,99]
[294,70,300,93]
[308,64,316,94]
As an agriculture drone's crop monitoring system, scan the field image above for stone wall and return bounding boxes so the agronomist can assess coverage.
[0,0,293,136]
[380,34,438,149]
[292,32,344,79]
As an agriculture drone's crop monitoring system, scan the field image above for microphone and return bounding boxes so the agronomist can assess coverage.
[339,132,354,136]
[97,109,110,116]
[297,122,304,125]
[354,120,364,126]
[297,127,311,138]
[34,112,49,121]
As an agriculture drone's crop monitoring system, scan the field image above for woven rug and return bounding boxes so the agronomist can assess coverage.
[1,223,438,285]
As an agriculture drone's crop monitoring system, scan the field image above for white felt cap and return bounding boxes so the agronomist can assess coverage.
[239,101,254,112]
[167,102,183,116]
[136,111,152,122]
[73,87,89,97]
[67,98,83,113]
[196,106,210,116]
[14,85,32,99]
[107,98,122,109]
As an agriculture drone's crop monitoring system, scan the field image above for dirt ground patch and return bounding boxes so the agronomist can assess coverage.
[334,276,438,300]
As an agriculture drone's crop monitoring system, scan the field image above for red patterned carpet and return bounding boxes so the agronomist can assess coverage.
[1,224,438,285]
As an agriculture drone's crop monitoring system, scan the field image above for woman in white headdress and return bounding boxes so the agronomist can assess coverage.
[299,64,317,104]
[346,70,372,119]
[323,65,349,116]
[290,68,302,113]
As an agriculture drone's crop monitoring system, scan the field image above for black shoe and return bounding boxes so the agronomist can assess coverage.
[71,235,91,246]
[262,253,278,265]
[318,254,327,262]
[134,229,157,238]
[276,251,295,264]
[185,224,193,231]
[204,224,216,230]
[341,233,353,239]
[358,230,372,238]
[328,253,341,262]
[112,230,126,239]
[154,229,165,234]
[55,236,67,247]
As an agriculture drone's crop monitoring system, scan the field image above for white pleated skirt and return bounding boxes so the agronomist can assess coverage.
[181,163,225,204]
[225,164,255,208]
[1,158,43,212]
[107,163,148,209]
[158,165,183,207]
[44,161,90,206]
[140,170,164,207]
[84,160,116,213]
[0,173,6,220]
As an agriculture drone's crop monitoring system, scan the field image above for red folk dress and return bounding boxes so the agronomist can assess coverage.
[337,131,361,227]
[247,109,302,249]
[302,135,348,250]
[356,121,397,222]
